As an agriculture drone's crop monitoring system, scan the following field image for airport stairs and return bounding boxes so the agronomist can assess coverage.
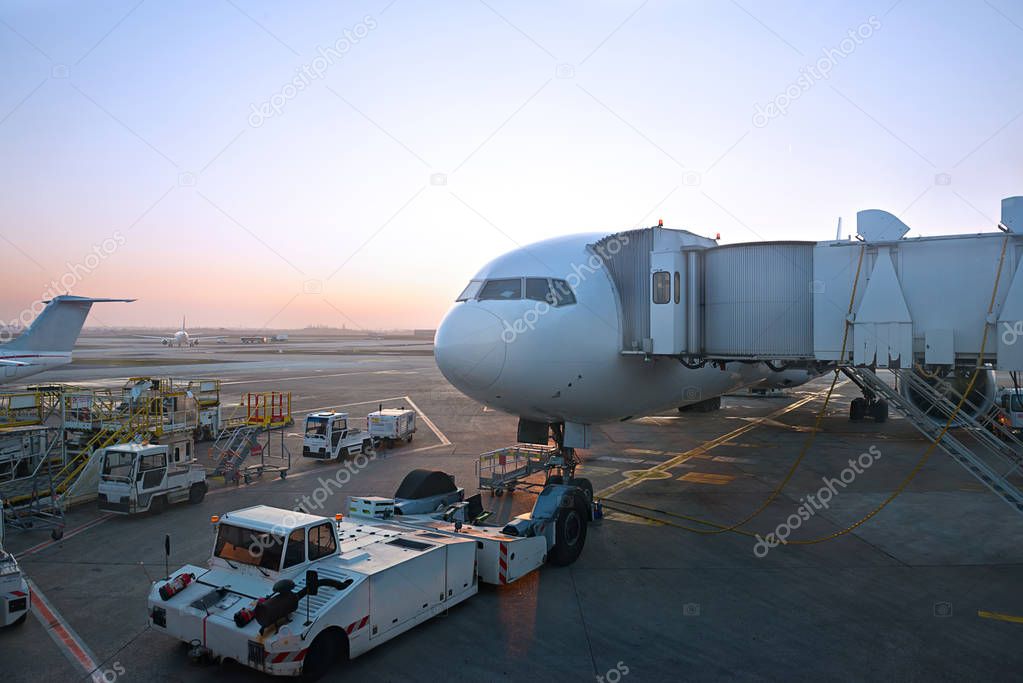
[846,367,1023,515]
[212,425,262,482]
[0,431,65,537]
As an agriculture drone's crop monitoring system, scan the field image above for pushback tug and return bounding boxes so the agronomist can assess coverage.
[147,469,592,678]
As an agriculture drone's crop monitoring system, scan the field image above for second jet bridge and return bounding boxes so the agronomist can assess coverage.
[592,196,1023,372]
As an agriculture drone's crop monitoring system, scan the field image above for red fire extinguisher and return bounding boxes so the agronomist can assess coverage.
[159,572,195,600]
[234,598,265,627]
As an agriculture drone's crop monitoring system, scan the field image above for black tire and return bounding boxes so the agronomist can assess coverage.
[150,496,168,515]
[494,488,504,498]
[362,439,373,455]
[301,629,346,681]
[568,477,594,505]
[407,433,413,443]
[850,397,867,421]
[549,505,587,566]
[12,613,27,627]
[872,399,889,423]
[188,482,207,504]
[547,475,564,486]
[50,527,63,541]
[338,447,349,462]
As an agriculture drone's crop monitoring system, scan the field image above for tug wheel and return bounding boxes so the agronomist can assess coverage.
[12,613,27,627]
[188,482,207,504]
[301,628,346,681]
[549,504,587,566]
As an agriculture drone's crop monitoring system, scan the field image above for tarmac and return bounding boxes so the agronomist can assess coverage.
[1,334,1021,681]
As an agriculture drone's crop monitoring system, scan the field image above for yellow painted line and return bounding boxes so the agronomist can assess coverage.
[595,383,844,499]
[978,610,1023,624]
[680,472,734,485]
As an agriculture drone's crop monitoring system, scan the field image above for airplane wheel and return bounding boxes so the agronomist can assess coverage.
[568,477,594,505]
[549,505,587,566]
[494,488,504,497]
[188,483,207,504]
[850,397,867,421]
[50,527,63,541]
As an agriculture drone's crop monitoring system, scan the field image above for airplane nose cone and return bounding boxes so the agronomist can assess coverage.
[435,306,507,392]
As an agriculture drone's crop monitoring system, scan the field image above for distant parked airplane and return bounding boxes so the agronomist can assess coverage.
[0,295,134,384]
[137,316,225,347]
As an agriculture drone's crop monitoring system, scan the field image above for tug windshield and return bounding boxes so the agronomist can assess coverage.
[214,524,285,571]
[101,449,135,481]
[305,417,327,437]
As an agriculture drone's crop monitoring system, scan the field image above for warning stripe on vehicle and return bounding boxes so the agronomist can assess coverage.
[345,614,370,634]
[271,648,308,664]
[498,542,508,584]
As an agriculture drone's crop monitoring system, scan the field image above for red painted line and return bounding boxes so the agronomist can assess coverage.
[28,580,99,675]
[294,648,308,662]
[358,615,369,629]
[272,652,290,664]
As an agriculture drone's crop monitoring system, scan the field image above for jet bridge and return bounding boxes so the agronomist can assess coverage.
[592,195,1023,516]
[594,196,1023,371]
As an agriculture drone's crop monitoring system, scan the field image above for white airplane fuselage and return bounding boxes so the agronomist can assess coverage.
[0,352,71,385]
[435,233,772,426]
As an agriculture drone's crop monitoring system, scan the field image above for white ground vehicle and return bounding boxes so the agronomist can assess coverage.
[366,408,416,447]
[302,412,373,461]
[98,439,207,515]
[0,503,30,627]
[148,470,592,679]
[994,387,1023,433]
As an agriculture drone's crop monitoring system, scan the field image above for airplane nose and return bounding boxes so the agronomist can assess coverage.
[435,305,507,393]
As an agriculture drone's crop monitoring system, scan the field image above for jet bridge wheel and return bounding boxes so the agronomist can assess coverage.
[850,397,867,421]
[301,628,348,681]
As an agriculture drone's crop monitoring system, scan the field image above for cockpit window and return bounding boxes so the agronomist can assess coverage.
[550,279,576,306]
[478,278,522,300]
[456,280,484,302]
[525,278,551,302]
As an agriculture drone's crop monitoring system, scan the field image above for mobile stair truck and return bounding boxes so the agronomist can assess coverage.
[0,502,30,627]
[146,469,593,679]
[98,438,207,515]
[366,407,416,448]
[301,412,374,461]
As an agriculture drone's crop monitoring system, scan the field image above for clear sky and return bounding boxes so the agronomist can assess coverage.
[1,0,1021,330]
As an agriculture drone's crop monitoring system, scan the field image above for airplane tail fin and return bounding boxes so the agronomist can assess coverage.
[182,314,186,333]
[4,296,134,352]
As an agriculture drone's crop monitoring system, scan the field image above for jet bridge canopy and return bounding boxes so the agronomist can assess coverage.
[592,196,1023,371]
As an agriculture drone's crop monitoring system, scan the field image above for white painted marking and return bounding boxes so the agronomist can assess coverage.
[402,395,451,446]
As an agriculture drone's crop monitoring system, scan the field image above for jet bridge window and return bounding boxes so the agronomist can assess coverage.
[456,279,484,302]
[652,271,671,304]
[307,522,337,560]
[478,278,523,301]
